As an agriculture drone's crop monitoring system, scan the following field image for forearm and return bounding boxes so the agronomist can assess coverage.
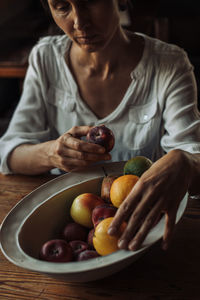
[8,142,55,175]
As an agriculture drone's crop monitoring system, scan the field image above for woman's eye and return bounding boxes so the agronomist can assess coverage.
[55,3,71,13]
[57,5,69,11]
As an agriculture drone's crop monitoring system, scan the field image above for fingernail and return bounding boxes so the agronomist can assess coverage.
[118,239,127,249]
[107,227,116,235]
[129,240,138,251]
[98,148,105,154]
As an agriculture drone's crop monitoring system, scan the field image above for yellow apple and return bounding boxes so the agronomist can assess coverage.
[70,193,105,228]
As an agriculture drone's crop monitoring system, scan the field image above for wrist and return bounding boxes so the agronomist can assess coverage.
[177,150,200,196]
[167,148,192,189]
[42,140,56,170]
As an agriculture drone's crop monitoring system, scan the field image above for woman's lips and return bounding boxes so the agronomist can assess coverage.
[75,35,99,44]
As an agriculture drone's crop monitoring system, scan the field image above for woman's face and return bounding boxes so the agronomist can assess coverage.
[47,0,123,52]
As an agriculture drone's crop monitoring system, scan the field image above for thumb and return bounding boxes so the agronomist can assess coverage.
[162,211,176,250]
[68,125,93,138]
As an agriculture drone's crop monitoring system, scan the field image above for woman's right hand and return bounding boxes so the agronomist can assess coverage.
[47,125,111,172]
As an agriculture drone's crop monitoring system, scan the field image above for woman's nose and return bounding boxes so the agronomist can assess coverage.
[73,7,90,30]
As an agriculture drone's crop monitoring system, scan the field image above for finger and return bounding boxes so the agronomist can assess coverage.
[59,147,111,162]
[63,133,106,154]
[115,187,160,249]
[107,178,157,239]
[57,156,92,172]
[126,198,165,251]
[162,211,176,251]
[107,186,141,236]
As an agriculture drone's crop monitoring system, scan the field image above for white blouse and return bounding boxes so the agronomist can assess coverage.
[0,33,200,174]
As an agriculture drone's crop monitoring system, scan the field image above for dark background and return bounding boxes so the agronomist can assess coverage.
[0,0,200,136]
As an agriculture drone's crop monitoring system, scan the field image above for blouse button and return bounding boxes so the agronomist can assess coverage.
[143,114,148,121]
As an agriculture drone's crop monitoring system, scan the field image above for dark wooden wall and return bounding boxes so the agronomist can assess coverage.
[131,0,200,107]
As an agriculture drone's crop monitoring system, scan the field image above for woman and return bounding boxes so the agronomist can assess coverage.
[0,0,200,251]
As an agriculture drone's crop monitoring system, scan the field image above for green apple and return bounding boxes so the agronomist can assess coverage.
[70,193,105,228]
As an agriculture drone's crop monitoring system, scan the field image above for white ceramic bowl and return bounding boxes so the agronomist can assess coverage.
[0,162,188,282]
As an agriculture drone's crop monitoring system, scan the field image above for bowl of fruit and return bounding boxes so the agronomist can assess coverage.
[0,160,187,282]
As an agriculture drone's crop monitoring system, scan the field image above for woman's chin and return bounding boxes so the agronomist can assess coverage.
[78,43,103,53]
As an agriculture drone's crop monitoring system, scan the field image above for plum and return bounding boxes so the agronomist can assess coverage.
[62,222,88,242]
[87,228,95,249]
[69,240,89,259]
[101,175,119,203]
[76,249,99,261]
[86,125,115,152]
[92,204,117,228]
[39,239,73,263]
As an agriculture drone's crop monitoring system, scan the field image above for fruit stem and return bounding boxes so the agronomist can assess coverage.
[102,166,108,177]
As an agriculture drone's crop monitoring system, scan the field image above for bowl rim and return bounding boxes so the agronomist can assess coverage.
[0,162,188,275]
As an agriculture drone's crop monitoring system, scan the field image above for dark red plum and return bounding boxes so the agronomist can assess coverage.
[101,175,119,203]
[69,240,89,259]
[86,125,115,152]
[62,222,88,242]
[39,239,73,263]
[87,228,95,249]
[92,204,117,228]
[77,249,100,261]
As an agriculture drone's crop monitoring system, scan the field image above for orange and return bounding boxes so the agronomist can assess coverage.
[110,174,139,208]
[93,217,126,256]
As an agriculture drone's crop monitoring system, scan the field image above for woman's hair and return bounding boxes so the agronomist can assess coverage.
[40,0,133,12]
[40,0,49,12]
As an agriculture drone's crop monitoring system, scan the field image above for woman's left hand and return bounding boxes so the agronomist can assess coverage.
[108,149,191,251]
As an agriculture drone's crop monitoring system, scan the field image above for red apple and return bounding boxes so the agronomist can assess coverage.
[70,193,105,228]
[92,204,117,228]
[86,125,115,152]
[87,228,95,249]
[77,249,99,261]
[69,240,89,259]
[62,222,88,242]
[39,239,73,263]
[101,175,119,203]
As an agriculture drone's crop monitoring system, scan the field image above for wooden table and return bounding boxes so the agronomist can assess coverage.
[0,173,200,300]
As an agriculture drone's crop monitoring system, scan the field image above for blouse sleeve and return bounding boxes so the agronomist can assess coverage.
[160,50,200,154]
[0,45,51,174]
